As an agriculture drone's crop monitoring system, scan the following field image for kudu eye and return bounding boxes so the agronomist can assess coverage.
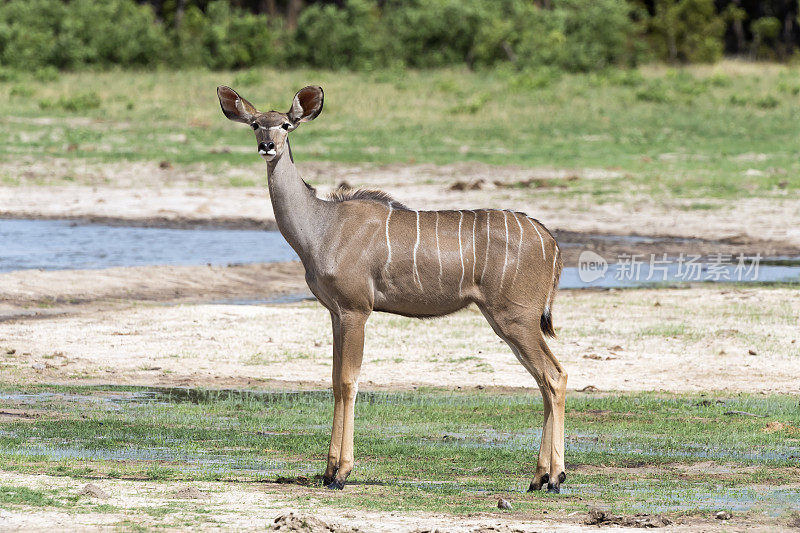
[281,123,290,130]
[251,123,259,130]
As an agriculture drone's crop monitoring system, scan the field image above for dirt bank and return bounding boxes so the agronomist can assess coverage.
[0,262,308,322]
[2,161,799,250]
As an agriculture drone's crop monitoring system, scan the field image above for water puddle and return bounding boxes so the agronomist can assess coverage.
[0,218,297,272]
[2,218,799,289]
[3,444,317,478]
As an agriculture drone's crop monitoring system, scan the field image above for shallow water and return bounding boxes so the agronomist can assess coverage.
[2,218,798,288]
[0,218,297,272]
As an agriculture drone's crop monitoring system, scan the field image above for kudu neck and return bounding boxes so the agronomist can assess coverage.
[265,142,326,259]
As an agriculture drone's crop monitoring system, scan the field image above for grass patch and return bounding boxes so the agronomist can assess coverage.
[0,62,797,199]
[0,384,797,516]
[0,485,62,507]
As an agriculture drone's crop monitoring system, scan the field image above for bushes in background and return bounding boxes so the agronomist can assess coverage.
[0,0,797,72]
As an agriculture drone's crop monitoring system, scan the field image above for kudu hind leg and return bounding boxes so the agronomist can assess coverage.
[480,305,567,493]
[540,336,568,493]
[510,340,560,492]
[326,311,367,490]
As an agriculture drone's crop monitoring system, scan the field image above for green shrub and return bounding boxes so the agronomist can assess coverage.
[9,84,34,97]
[0,67,20,82]
[173,0,279,69]
[291,0,391,70]
[755,94,779,109]
[384,0,488,68]
[648,0,725,63]
[554,0,641,71]
[473,0,640,72]
[0,0,167,69]
[33,66,59,83]
[636,82,672,102]
[39,92,102,112]
[750,16,781,59]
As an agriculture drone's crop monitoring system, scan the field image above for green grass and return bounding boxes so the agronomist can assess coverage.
[0,63,798,200]
[0,485,63,507]
[0,384,798,517]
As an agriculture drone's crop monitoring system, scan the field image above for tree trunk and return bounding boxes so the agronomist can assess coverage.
[260,0,277,17]
[175,0,185,30]
[287,0,304,31]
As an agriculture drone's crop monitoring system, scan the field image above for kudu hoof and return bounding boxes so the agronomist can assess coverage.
[527,473,549,492]
[322,469,338,487]
[546,472,567,494]
[325,479,345,490]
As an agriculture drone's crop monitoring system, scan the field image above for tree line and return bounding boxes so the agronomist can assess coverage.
[0,0,798,71]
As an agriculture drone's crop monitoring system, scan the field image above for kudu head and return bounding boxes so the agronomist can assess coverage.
[217,85,323,162]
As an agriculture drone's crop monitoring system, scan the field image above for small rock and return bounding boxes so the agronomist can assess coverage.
[79,483,109,499]
[715,510,732,520]
[172,486,207,499]
[497,498,512,510]
[31,363,45,371]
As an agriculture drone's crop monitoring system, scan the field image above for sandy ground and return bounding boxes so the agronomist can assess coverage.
[2,160,799,248]
[0,470,788,532]
[1,277,797,393]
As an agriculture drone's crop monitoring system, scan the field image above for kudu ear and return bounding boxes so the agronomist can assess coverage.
[217,86,258,124]
[287,86,324,127]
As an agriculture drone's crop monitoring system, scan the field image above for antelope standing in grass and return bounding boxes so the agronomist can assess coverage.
[217,85,567,493]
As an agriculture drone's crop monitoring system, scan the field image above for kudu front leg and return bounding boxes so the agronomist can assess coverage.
[325,311,367,490]
[324,312,344,486]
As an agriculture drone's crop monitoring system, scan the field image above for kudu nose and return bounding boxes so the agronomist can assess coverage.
[258,141,275,154]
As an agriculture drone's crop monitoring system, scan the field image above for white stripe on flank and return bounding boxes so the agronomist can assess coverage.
[435,211,443,291]
[384,203,393,270]
[500,210,509,290]
[470,210,477,284]
[545,245,559,311]
[512,212,524,288]
[413,210,423,290]
[481,210,491,283]
[458,211,465,296]
[526,217,546,260]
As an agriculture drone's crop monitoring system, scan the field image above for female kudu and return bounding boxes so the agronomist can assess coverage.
[217,85,567,493]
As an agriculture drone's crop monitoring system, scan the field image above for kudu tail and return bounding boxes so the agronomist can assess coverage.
[540,245,562,338]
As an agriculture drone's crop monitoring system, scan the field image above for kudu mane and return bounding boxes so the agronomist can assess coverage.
[327,187,409,210]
